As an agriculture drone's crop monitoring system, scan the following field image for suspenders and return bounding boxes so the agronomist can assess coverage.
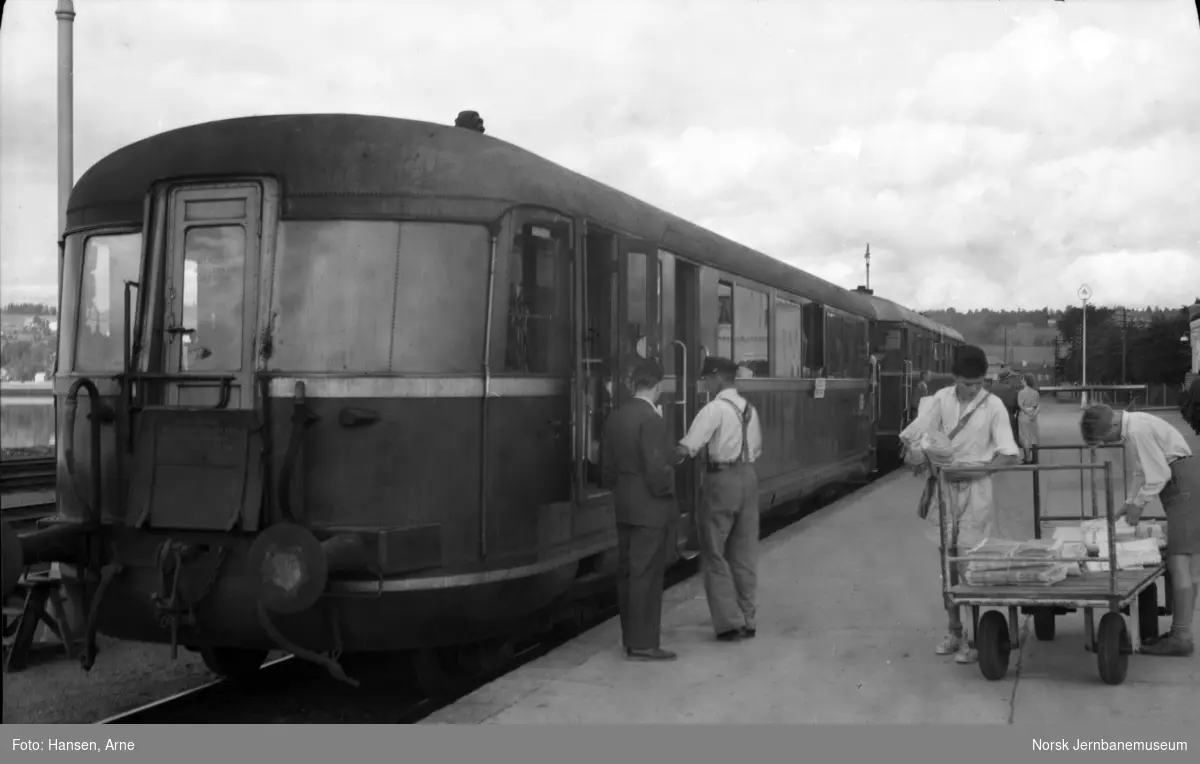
[716,398,755,466]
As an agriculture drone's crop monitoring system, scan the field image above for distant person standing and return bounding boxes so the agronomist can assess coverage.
[1184,377,1200,436]
[601,359,678,662]
[992,365,1021,443]
[675,357,763,642]
[1017,373,1041,464]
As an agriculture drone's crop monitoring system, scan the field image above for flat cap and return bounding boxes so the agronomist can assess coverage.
[699,356,739,378]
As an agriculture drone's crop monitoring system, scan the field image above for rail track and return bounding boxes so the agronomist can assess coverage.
[90,474,876,724]
[1,457,56,493]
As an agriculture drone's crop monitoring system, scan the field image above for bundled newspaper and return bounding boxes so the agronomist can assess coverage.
[961,538,1073,586]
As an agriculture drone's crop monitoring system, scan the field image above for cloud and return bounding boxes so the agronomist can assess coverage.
[2,0,1199,315]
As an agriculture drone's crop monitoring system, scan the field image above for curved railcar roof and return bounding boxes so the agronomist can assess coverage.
[67,113,873,319]
[867,294,965,343]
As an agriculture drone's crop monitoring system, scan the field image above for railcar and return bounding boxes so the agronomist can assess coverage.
[2,113,881,690]
[857,289,965,467]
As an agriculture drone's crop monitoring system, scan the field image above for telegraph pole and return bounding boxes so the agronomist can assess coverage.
[1120,306,1128,385]
[864,243,871,291]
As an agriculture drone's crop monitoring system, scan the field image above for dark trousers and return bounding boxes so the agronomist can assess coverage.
[616,522,670,650]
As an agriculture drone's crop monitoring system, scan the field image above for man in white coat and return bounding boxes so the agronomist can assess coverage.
[900,344,1020,664]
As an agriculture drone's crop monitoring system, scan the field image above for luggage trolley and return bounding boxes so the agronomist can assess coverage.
[937,452,1169,686]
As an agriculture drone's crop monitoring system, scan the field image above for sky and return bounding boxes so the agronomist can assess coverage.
[2,0,1199,313]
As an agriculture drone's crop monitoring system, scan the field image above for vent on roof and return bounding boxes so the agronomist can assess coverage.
[454,111,485,134]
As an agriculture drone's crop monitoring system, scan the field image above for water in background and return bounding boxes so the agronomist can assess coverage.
[1,398,55,450]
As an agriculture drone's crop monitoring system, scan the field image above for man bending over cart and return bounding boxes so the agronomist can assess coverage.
[900,345,1020,665]
[1080,404,1196,657]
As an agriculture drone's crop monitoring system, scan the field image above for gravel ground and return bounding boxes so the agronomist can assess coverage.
[1,634,223,724]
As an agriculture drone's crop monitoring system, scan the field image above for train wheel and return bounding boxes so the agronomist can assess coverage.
[1032,608,1056,641]
[1096,613,1129,686]
[976,610,1011,681]
[1137,584,1159,644]
[200,646,269,681]
[475,639,515,676]
[410,646,472,698]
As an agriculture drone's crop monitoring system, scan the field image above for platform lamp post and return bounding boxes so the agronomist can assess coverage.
[1078,284,1092,408]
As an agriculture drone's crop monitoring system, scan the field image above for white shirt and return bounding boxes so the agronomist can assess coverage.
[679,388,763,463]
[901,386,1019,464]
[1121,411,1193,509]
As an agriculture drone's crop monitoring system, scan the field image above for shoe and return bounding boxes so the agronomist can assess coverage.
[954,642,979,664]
[626,647,677,661]
[739,627,756,639]
[935,633,962,656]
[716,629,742,642]
[1140,633,1194,657]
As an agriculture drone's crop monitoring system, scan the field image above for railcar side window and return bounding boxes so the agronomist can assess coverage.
[269,221,490,374]
[74,233,142,373]
[658,252,675,376]
[270,222,399,372]
[392,223,489,373]
[179,226,246,372]
[844,315,868,378]
[773,298,803,378]
[503,223,570,375]
[732,285,769,377]
[716,281,733,359]
[627,251,649,357]
[825,310,845,378]
[802,302,825,377]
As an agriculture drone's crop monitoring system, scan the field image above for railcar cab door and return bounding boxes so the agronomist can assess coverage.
[126,180,274,532]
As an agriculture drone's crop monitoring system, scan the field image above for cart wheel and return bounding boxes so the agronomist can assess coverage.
[1096,613,1129,686]
[1137,584,1159,643]
[976,610,1011,681]
[1032,608,1056,641]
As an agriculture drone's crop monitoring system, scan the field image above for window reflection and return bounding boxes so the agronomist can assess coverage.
[269,221,489,373]
[179,226,245,372]
[75,233,142,373]
[733,285,769,377]
[774,298,803,378]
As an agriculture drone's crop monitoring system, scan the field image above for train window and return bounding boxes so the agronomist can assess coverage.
[773,298,803,378]
[802,302,825,376]
[717,281,733,358]
[825,310,844,378]
[74,233,142,373]
[178,225,246,372]
[843,315,867,378]
[503,222,571,375]
[627,251,648,356]
[392,223,490,373]
[733,285,769,377]
[658,252,675,376]
[269,221,402,372]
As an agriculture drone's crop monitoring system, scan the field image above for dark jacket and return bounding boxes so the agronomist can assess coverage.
[991,375,1020,416]
[601,398,676,528]
[1185,377,1200,435]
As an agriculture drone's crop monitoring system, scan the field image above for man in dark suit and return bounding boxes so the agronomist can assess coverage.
[601,358,678,661]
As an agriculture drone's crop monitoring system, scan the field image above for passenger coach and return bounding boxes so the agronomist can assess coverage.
[6,113,883,689]
[858,289,965,466]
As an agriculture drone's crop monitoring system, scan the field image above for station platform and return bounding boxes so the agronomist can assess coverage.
[427,402,1200,724]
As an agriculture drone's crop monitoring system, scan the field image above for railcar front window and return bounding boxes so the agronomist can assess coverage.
[74,233,142,373]
[179,226,246,372]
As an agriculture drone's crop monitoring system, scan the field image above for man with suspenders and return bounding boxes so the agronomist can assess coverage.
[676,357,764,641]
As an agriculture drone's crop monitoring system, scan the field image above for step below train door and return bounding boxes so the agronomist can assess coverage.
[127,181,276,532]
